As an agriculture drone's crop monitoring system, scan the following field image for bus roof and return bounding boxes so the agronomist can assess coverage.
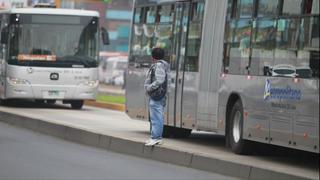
[0,8,99,17]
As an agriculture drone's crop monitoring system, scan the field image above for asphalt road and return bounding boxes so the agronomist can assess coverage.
[0,121,238,180]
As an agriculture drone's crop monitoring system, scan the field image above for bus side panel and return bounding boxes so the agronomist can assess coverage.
[242,76,271,144]
[293,79,319,153]
[125,66,148,121]
[222,75,320,153]
[218,75,271,144]
[196,0,227,131]
[0,61,5,99]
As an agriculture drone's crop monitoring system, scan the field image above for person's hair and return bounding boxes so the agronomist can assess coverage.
[151,48,165,60]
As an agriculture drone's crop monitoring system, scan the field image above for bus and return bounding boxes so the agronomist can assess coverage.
[0,7,109,109]
[126,0,319,154]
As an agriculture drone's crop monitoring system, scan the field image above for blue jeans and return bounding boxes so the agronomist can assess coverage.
[149,97,166,139]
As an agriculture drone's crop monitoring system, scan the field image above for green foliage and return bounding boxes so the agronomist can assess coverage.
[96,94,125,104]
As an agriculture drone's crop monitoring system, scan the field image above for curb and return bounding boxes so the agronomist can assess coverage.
[0,111,312,180]
[84,100,125,111]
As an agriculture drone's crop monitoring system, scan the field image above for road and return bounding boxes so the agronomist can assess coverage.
[0,121,238,180]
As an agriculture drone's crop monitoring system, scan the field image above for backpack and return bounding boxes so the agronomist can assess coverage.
[148,61,167,101]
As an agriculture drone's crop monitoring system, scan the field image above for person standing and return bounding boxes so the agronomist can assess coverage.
[144,48,170,146]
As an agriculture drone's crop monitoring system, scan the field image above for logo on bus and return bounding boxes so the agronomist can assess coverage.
[50,73,59,80]
[263,79,301,101]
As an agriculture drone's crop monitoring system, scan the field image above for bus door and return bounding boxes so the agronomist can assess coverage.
[0,14,6,96]
[167,2,190,128]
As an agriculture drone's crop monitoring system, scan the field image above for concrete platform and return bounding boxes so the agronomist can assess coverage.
[0,103,318,180]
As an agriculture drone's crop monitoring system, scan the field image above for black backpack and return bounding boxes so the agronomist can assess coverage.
[148,61,167,101]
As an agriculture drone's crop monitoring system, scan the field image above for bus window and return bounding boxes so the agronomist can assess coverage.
[311,0,319,14]
[251,19,276,76]
[159,5,174,23]
[227,19,252,75]
[298,16,319,78]
[141,24,155,57]
[134,7,143,24]
[130,8,144,58]
[155,24,172,59]
[131,24,143,57]
[276,18,301,49]
[185,2,205,72]
[155,5,174,60]
[236,0,254,18]
[281,0,303,16]
[146,6,156,24]
[274,17,300,71]
[139,6,157,58]
[257,0,279,18]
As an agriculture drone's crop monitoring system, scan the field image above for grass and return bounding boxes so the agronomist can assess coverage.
[96,94,125,104]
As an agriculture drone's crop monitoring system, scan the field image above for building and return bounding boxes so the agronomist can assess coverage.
[0,0,27,9]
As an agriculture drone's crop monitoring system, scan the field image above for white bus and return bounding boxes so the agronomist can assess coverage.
[126,0,319,154]
[0,7,109,109]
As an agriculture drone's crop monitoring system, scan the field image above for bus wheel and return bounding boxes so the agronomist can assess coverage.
[228,100,250,154]
[46,100,56,104]
[70,100,84,109]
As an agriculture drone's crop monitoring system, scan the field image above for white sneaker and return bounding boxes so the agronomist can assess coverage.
[145,138,163,146]
[145,138,152,144]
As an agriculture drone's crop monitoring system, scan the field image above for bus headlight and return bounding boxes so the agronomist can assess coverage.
[83,80,99,87]
[7,77,30,85]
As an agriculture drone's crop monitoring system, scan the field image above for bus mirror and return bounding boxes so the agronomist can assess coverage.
[1,28,8,44]
[101,27,110,45]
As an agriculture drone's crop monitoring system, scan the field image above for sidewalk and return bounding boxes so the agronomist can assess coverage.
[0,104,318,180]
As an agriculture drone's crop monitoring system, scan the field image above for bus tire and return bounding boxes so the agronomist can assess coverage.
[228,100,250,154]
[70,100,84,109]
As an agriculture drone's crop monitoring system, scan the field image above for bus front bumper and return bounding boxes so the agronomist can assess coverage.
[5,81,98,100]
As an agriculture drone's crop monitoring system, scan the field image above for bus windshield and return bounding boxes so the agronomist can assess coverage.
[7,14,99,68]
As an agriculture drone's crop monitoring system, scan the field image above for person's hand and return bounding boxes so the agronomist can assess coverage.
[146,86,152,92]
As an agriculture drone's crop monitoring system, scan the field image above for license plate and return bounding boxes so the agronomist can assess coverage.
[43,90,64,99]
[48,90,59,96]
